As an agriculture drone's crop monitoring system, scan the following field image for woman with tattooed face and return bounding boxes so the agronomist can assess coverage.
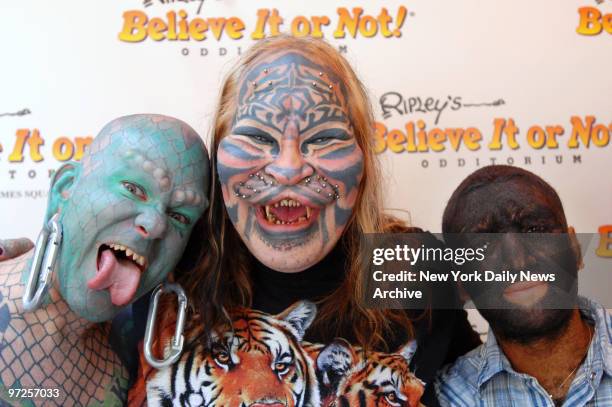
[129,36,480,407]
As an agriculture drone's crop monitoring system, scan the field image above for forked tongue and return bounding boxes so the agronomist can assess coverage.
[87,248,141,306]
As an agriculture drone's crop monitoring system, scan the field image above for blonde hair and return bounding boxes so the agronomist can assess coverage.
[183,35,416,350]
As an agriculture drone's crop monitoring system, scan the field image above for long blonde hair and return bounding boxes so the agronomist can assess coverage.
[183,35,416,350]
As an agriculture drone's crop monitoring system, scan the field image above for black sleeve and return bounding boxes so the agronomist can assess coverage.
[444,308,482,365]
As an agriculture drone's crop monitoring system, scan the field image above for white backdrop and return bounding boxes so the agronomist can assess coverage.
[1,2,610,330]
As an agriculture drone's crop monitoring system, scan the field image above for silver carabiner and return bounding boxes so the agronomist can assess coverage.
[144,282,188,369]
[23,214,62,312]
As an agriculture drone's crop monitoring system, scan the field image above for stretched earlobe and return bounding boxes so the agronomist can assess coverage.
[45,162,81,222]
[567,226,584,270]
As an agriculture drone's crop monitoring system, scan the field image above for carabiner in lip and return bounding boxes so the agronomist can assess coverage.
[144,282,188,369]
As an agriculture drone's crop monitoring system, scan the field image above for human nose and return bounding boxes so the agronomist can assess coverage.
[503,234,533,270]
[264,121,314,185]
[134,205,168,239]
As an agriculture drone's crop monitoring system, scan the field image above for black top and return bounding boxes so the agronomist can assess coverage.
[249,235,481,406]
[115,233,480,406]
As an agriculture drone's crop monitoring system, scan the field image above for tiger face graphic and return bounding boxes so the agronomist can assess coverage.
[147,301,320,407]
[314,339,424,407]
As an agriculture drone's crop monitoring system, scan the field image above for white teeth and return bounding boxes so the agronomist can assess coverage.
[126,249,133,257]
[306,207,311,219]
[265,205,272,219]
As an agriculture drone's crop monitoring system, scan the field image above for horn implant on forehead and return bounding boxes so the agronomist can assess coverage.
[171,189,202,206]
[250,65,335,91]
[123,149,172,192]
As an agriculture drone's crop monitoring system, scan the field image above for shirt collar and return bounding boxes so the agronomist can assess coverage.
[476,297,612,388]
[476,328,509,388]
[577,297,612,377]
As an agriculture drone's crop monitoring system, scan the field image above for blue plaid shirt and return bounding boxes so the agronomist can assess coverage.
[436,298,612,406]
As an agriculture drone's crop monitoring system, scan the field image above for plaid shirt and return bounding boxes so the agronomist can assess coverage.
[436,298,612,406]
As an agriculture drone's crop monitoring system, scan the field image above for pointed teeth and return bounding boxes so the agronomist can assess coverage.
[306,207,311,219]
[107,243,146,269]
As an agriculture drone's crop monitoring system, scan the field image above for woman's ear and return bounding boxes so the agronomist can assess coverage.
[568,226,584,271]
[45,162,81,222]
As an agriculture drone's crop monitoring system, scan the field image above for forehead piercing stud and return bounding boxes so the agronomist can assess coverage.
[318,71,323,76]
[263,68,269,74]
[269,81,273,87]
[316,188,321,193]
[312,82,317,88]
[252,81,258,88]
[328,84,333,89]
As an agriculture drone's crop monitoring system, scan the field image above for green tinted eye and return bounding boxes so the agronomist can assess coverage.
[169,212,190,225]
[121,181,146,200]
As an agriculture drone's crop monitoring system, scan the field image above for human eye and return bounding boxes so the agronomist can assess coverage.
[121,181,146,201]
[306,128,350,146]
[233,126,276,145]
[168,211,191,226]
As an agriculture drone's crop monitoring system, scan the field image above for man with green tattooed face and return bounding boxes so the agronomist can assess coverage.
[0,114,209,406]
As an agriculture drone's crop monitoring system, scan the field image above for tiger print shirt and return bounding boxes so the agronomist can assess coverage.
[125,240,480,407]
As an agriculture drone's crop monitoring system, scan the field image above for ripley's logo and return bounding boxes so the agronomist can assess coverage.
[577,4,612,35]
[118,6,410,42]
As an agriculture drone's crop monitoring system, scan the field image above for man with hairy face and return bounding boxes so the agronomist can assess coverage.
[0,114,209,406]
[217,51,363,272]
[436,165,611,407]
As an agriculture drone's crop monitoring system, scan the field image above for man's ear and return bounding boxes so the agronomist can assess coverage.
[568,226,584,271]
[45,162,81,222]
